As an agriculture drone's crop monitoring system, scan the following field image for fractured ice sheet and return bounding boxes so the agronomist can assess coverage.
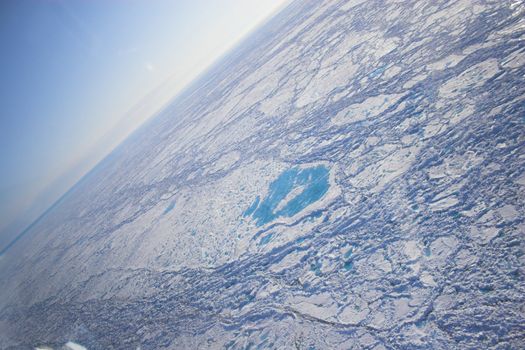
[0,0,524,349]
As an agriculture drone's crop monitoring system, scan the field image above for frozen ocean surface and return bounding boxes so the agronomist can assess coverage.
[0,0,524,349]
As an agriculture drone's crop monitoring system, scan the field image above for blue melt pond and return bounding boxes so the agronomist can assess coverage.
[259,233,273,245]
[244,165,329,226]
[243,195,260,217]
[163,200,176,214]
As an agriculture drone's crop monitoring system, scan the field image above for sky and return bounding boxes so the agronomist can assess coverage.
[0,0,289,251]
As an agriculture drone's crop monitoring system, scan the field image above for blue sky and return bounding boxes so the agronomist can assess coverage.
[0,0,288,250]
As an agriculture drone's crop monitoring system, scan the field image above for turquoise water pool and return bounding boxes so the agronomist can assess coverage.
[245,165,329,226]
